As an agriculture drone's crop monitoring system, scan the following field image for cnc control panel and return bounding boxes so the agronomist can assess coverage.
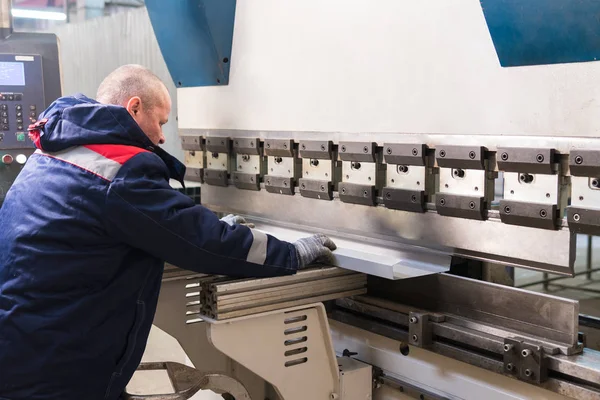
[0,54,43,149]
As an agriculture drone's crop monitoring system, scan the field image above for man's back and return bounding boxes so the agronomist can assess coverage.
[0,95,166,399]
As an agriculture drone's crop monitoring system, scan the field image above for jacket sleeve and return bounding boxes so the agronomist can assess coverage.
[104,152,298,278]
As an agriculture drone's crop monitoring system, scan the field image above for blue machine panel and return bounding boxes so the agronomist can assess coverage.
[145,0,236,87]
[480,0,600,67]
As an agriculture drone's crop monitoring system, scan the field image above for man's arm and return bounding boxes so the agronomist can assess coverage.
[103,153,334,278]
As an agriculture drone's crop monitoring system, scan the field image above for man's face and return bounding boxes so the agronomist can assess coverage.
[126,91,171,146]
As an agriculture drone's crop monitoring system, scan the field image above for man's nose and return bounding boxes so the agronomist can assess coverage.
[159,134,166,145]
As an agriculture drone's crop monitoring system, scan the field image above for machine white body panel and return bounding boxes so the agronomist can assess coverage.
[178,0,600,137]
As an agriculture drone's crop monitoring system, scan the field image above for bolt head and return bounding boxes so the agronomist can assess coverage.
[574,213,581,222]
[506,363,514,371]
[575,155,583,165]
[412,334,418,342]
[409,316,418,324]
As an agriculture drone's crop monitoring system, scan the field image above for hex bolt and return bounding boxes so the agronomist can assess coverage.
[439,198,446,206]
[250,141,254,147]
[267,180,271,185]
[411,195,417,203]
[439,150,446,158]
[386,192,392,200]
[524,369,533,378]
[266,143,271,149]
[540,209,548,218]
[536,154,544,163]
[283,181,288,187]
[469,151,476,159]
[469,201,476,209]
[301,183,306,190]
[301,144,306,150]
[504,206,511,214]
[363,146,369,153]
[522,349,531,358]
[341,145,347,152]
[320,185,325,192]
[409,316,418,324]
[341,187,346,194]
[283,143,288,149]
[412,334,419,342]
[504,344,514,352]
[330,393,339,400]
[363,190,368,197]
[320,144,326,151]
[412,148,419,156]
[575,155,583,165]
[506,363,514,372]
[574,213,581,222]
[501,152,509,161]
[234,141,239,146]
[386,147,392,155]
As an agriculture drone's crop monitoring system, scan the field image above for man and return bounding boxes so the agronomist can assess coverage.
[0,64,336,400]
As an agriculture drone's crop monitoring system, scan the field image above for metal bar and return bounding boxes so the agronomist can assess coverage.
[543,272,549,291]
[211,288,366,320]
[329,308,600,399]
[210,267,353,294]
[370,273,580,346]
[202,185,576,275]
[214,274,364,303]
[214,278,366,311]
[587,235,593,280]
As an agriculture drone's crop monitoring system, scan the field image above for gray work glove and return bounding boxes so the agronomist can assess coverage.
[294,234,337,269]
[220,214,255,229]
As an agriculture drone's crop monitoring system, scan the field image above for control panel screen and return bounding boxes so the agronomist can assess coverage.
[0,62,25,86]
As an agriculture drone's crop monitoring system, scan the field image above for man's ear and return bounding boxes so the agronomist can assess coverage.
[126,96,142,116]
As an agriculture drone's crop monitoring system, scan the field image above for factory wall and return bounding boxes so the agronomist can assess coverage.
[50,7,183,160]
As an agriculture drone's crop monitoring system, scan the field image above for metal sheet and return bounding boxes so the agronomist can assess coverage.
[439,168,486,197]
[571,176,600,208]
[267,156,295,177]
[370,273,579,346]
[386,165,426,190]
[503,172,559,204]
[342,161,377,185]
[206,153,228,171]
[201,185,576,274]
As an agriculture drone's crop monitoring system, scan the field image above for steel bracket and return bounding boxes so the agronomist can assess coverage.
[265,175,295,195]
[435,145,488,170]
[233,137,261,155]
[299,140,333,159]
[232,172,260,191]
[206,137,231,154]
[339,141,377,163]
[436,194,487,220]
[203,169,228,187]
[265,139,295,157]
[503,338,547,384]
[499,200,558,230]
[567,207,600,235]
[383,143,429,166]
[339,182,376,206]
[567,150,600,235]
[299,179,333,201]
[382,188,426,212]
[408,312,433,348]
[497,147,557,174]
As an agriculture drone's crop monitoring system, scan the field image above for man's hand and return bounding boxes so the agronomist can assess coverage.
[220,214,255,229]
[294,234,337,269]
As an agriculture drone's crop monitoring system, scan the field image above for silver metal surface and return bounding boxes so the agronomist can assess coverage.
[571,176,600,208]
[184,150,204,169]
[439,168,486,196]
[179,129,600,155]
[370,273,580,346]
[201,185,576,274]
[267,155,295,177]
[206,153,228,171]
[236,154,261,173]
[386,164,426,190]
[503,172,559,204]
[302,158,333,180]
[342,160,377,185]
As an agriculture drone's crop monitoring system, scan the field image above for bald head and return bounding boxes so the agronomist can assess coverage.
[96,64,168,109]
[97,64,171,145]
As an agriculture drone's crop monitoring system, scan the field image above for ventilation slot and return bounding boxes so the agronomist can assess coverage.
[285,358,308,368]
[284,336,307,346]
[284,315,307,324]
[284,326,307,335]
[185,278,203,324]
[285,347,308,357]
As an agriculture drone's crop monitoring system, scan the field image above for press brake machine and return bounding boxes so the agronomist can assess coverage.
[140,1,600,399]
